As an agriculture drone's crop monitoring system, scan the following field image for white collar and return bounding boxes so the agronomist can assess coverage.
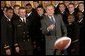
[48,15,54,19]
[55,4,58,7]
[70,11,74,14]
[20,17,26,21]
[39,14,42,16]
[75,5,78,8]
[61,10,65,14]
[4,14,11,21]
[82,9,84,12]
[27,12,32,17]
[78,18,83,23]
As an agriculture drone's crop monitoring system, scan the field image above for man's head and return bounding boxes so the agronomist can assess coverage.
[59,3,66,12]
[1,1,6,8]
[67,15,75,23]
[68,3,75,13]
[4,7,13,19]
[36,6,44,16]
[73,1,79,6]
[45,5,54,16]
[43,1,52,9]
[78,2,84,12]
[18,7,26,18]
[64,1,70,7]
[13,5,20,15]
[10,1,16,7]
[33,1,39,9]
[26,3,32,13]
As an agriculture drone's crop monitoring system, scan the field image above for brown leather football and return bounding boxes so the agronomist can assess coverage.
[54,37,71,50]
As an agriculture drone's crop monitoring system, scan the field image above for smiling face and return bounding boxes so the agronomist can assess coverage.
[37,7,44,15]
[67,15,74,23]
[78,3,84,12]
[59,4,66,12]
[68,4,75,13]
[19,9,26,18]
[5,9,13,19]
[26,5,32,13]
[46,5,54,16]
[14,6,20,15]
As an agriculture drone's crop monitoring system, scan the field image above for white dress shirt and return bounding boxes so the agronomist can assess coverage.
[48,15,56,23]
[27,12,32,17]
[20,17,26,23]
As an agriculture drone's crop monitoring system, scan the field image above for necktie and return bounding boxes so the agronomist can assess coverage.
[51,16,55,24]
[23,18,26,23]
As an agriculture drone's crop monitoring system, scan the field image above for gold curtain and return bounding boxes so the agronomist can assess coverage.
[2,1,84,7]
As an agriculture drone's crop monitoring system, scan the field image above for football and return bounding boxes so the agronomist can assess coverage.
[54,37,71,50]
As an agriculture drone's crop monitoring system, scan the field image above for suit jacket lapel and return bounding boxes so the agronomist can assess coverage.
[54,15,57,23]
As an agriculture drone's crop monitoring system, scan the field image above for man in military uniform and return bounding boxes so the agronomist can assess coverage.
[1,7,14,55]
[13,7,33,55]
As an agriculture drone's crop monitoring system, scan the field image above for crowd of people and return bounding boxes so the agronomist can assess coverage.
[1,1,84,55]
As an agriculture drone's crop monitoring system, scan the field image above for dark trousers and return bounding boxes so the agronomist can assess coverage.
[67,41,80,55]
[18,39,33,55]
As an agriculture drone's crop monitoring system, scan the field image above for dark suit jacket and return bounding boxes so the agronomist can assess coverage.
[1,15,14,55]
[1,9,4,18]
[13,16,33,55]
[26,11,42,40]
[67,11,78,22]
[13,16,30,43]
[1,15,14,46]
[66,22,80,41]
[58,10,68,25]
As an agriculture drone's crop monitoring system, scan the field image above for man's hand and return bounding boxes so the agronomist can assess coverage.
[47,24,55,31]
[15,46,20,53]
[5,48,11,55]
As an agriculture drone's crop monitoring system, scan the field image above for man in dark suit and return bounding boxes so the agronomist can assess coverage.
[1,7,14,55]
[66,14,80,55]
[78,2,84,55]
[67,3,78,22]
[25,3,42,55]
[34,6,45,55]
[12,5,20,23]
[77,12,84,55]
[78,2,84,15]
[13,7,33,55]
[58,3,68,25]
[41,5,67,55]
